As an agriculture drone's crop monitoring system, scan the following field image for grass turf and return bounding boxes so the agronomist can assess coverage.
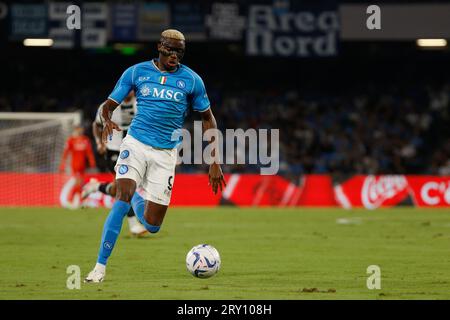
[0,207,449,300]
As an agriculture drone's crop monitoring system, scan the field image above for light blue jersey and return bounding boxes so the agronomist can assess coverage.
[108,59,210,149]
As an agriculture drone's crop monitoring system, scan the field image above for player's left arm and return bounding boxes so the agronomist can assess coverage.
[200,108,226,194]
[192,73,226,194]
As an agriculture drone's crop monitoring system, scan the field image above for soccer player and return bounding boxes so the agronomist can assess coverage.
[59,125,96,204]
[82,91,147,236]
[84,29,226,282]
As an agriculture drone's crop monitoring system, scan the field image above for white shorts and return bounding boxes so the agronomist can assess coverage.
[115,135,177,206]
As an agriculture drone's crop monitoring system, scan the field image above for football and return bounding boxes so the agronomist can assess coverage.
[186,244,221,278]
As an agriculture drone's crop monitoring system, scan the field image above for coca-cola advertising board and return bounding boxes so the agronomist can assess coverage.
[335,175,450,209]
[407,176,450,207]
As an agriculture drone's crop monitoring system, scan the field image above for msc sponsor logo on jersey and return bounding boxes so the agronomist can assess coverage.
[140,84,185,101]
[152,88,184,102]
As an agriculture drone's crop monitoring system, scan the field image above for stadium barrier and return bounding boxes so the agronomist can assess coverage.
[0,173,449,208]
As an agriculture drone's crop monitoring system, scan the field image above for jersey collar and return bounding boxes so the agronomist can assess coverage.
[151,58,181,74]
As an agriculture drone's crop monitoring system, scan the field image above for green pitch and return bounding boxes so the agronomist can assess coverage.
[0,207,449,300]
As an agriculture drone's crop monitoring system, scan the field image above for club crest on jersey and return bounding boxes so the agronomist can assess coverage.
[140,85,150,96]
[120,150,130,159]
[118,165,128,175]
[176,80,186,89]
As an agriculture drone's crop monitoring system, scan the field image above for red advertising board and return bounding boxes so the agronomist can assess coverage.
[406,176,450,207]
[0,173,448,208]
[334,175,411,209]
[334,175,450,209]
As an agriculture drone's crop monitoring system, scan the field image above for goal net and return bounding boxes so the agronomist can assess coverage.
[0,112,81,206]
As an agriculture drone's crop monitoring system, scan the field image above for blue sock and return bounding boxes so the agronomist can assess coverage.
[97,200,130,265]
[131,192,161,233]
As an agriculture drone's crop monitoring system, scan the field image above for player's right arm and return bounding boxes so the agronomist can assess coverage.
[101,65,135,143]
[100,99,121,144]
[93,104,107,155]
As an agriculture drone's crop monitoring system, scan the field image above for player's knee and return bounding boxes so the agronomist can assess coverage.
[116,191,133,203]
[115,185,134,203]
[116,181,136,203]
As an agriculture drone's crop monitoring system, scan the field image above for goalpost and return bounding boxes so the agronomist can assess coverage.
[0,112,82,206]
